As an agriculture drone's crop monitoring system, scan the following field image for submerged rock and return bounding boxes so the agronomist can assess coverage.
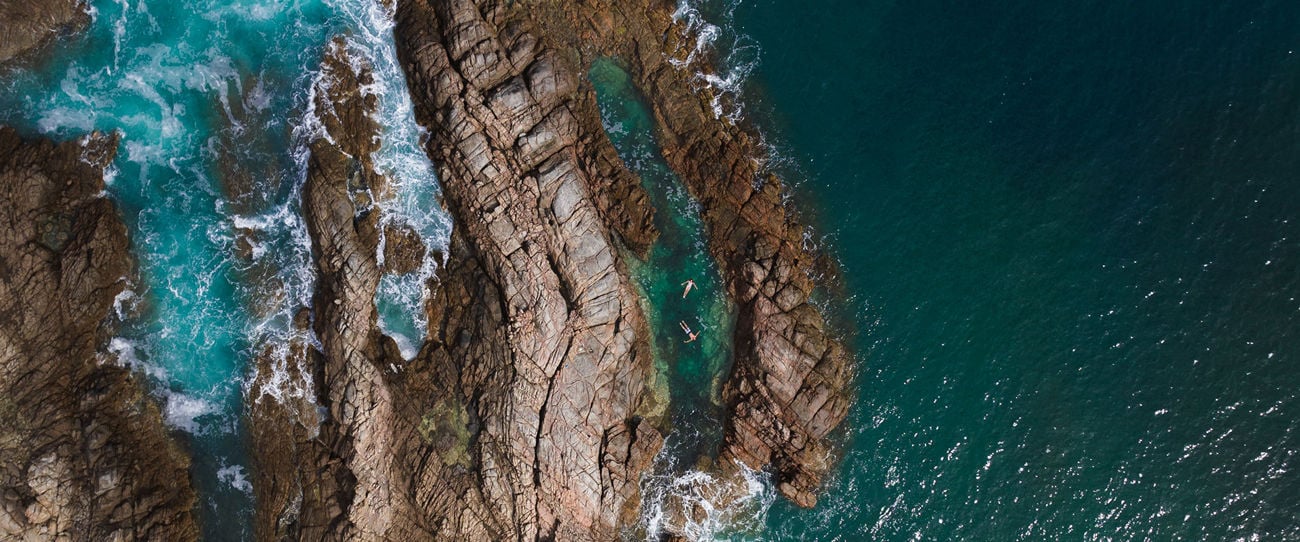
[381,223,426,275]
[0,127,199,540]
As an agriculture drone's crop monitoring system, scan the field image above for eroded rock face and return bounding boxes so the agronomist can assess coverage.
[393,1,666,538]
[0,127,198,541]
[0,0,89,66]
[252,0,851,538]
[252,22,666,539]
[521,0,855,510]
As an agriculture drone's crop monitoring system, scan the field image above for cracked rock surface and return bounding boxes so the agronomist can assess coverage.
[0,127,198,541]
[394,0,852,513]
[521,0,855,510]
[393,1,668,537]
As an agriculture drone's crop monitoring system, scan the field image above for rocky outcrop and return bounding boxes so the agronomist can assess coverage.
[254,27,666,538]
[525,0,853,509]
[245,39,411,541]
[249,0,849,538]
[0,127,198,540]
[396,0,853,512]
[0,0,89,66]
[390,1,667,538]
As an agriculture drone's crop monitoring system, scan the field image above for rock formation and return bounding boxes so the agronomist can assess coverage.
[249,17,668,538]
[394,0,670,537]
[0,0,89,67]
[0,127,198,540]
[395,0,853,514]
[0,0,853,538]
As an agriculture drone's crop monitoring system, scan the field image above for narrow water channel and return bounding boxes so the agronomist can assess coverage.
[590,58,734,470]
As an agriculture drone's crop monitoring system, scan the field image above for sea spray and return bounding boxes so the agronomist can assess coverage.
[639,453,777,541]
[668,0,761,124]
[325,0,453,357]
[590,54,771,541]
[0,0,437,537]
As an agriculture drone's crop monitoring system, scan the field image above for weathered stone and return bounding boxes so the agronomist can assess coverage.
[381,223,427,275]
[0,127,198,540]
[392,0,666,539]
[251,0,851,538]
[522,0,855,510]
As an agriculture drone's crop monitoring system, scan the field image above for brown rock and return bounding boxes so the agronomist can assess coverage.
[391,1,667,538]
[513,0,855,511]
[254,0,851,538]
[381,223,426,275]
[0,127,199,540]
[0,0,89,66]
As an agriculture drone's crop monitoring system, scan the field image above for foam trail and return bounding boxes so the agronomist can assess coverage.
[639,452,777,541]
[669,0,761,124]
[326,0,454,358]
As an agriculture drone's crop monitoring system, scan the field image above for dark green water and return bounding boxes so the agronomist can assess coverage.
[5,0,1299,539]
[687,0,1300,539]
[591,58,776,540]
[590,58,736,465]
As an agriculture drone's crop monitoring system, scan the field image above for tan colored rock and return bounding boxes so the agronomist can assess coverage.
[391,1,666,538]
[0,127,198,540]
[381,223,426,275]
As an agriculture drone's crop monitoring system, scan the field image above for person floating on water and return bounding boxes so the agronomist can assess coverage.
[679,320,699,343]
[681,279,696,298]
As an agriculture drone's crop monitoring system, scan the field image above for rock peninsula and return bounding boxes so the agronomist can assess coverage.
[0,0,854,539]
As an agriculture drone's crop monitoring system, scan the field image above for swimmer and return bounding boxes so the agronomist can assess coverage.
[681,279,696,298]
[684,330,699,343]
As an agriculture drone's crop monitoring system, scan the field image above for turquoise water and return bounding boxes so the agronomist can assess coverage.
[0,0,448,539]
[591,58,735,464]
[5,0,1299,540]
[675,0,1300,539]
[591,59,776,539]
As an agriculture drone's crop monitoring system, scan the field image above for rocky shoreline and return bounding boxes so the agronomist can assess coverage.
[0,0,89,68]
[0,128,198,540]
[400,0,853,511]
[0,0,853,539]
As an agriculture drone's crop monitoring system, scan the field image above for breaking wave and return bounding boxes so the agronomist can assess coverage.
[325,0,453,359]
[669,0,761,124]
[639,453,777,541]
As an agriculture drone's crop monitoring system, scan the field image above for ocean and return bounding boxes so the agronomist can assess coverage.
[0,0,450,538]
[720,0,1300,539]
[2,0,1298,540]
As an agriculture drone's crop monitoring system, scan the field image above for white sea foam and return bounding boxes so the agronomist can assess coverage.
[669,0,761,124]
[640,458,776,541]
[216,463,254,496]
[323,0,454,357]
[164,393,217,433]
[112,286,139,321]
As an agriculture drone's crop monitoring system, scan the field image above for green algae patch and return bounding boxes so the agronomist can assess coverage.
[419,398,472,468]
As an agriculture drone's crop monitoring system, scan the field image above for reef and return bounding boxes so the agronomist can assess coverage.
[0,128,198,540]
[394,0,852,517]
[249,0,851,539]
